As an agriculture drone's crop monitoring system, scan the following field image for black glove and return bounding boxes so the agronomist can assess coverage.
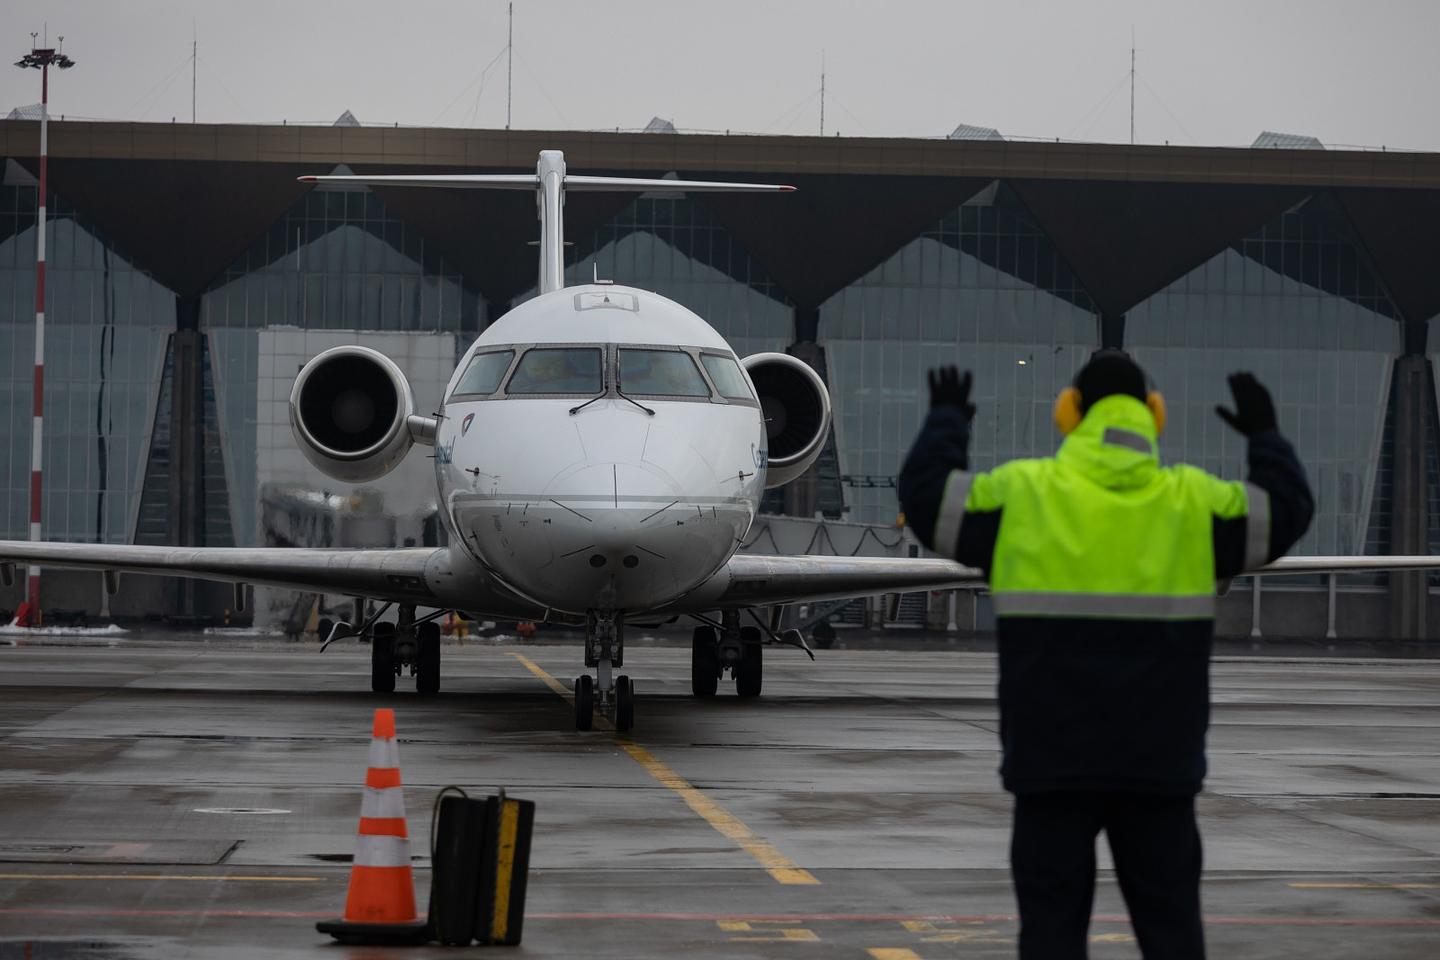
[1215,372,1277,437]
[928,366,975,419]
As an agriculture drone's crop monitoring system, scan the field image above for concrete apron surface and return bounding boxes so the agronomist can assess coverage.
[0,637,1438,958]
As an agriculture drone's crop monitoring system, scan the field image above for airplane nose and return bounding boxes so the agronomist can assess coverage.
[540,461,731,609]
[546,461,684,507]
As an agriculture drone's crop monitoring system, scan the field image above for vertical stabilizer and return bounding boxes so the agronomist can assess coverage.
[536,151,566,295]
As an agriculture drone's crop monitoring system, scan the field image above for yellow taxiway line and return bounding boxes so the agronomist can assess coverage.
[508,651,819,885]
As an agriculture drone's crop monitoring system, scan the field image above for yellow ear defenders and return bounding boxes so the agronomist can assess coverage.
[1053,386,1167,435]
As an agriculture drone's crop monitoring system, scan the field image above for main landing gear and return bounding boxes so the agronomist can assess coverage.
[320,600,444,696]
[370,608,442,696]
[574,609,634,732]
[691,611,764,699]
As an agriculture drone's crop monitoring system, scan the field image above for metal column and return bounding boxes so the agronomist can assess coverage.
[1388,356,1429,639]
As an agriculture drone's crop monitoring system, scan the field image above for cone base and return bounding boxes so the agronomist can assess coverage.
[316,918,431,945]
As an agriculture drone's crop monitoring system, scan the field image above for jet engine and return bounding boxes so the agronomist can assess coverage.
[741,352,832,489]
[289,345,423,483]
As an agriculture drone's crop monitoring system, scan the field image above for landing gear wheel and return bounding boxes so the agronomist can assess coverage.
[691,626,719,698]
[416,622,441,696]
[574,674,594,731]
[615,675,635,732]
[371,622,396,694]
[736,626,763,698]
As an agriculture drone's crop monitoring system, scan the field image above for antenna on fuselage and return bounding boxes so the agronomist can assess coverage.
[296,154,795,295]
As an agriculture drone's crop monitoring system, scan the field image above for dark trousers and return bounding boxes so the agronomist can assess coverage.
[1011,792,1204,960]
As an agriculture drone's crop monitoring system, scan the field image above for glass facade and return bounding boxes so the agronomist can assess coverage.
[203,185,482,547]
[204,186,481,333]
[0,180,174,544]
[1128,196,1399,556]
[820,184,1099,525]
[523,195,794,358]
[0,158,1425,606]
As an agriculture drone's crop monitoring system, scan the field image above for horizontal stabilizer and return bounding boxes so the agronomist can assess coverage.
[297,174,793,193]
[299,151,793,295]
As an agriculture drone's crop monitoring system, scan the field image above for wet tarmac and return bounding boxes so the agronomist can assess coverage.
[1,633,1438,958]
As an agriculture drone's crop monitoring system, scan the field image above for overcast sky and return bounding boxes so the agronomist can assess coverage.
[4,1,1438,150]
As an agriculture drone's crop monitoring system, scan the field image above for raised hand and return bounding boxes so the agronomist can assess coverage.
[928,366,975,419]
[1215,372,1277,437]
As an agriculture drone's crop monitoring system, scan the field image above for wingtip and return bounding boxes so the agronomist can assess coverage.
[779,185,797,192]
[297,176,318,183]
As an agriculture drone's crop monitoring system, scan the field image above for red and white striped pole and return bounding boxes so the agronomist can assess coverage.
[15,38,75,621]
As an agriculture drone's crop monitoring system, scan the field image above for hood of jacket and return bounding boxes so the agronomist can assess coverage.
[1055,394,1160,491]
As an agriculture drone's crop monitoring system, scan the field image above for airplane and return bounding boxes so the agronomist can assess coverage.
[2,149,1437,732]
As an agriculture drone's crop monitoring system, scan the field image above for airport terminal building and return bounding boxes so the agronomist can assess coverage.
[1,119,1438,637]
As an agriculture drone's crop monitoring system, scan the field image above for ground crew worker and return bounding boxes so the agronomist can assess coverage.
[898,351,1313,959]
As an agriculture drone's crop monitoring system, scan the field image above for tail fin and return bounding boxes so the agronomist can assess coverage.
[299,150,793,295]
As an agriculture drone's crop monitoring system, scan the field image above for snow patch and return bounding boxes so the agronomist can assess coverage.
[0,622,128,637]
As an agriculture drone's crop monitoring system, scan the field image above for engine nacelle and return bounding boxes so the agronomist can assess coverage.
[289,345,422,484]
[742,352,832,489]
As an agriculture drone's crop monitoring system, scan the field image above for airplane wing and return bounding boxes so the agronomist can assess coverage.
[1257,556,1440,575]
[690,554,984,609]
[681,552,1440,612]
[0,541,508,611]
[4,539,1437,619]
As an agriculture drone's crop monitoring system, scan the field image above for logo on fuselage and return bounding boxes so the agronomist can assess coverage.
[461,413,475,436]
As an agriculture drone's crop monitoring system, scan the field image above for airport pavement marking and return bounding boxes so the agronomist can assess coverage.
[899,918,1012,944]
[718,919,820,942]
[1289,882,1440,890]
[0,873,324,883]
[507,651,820,885]
[869,950,921,960]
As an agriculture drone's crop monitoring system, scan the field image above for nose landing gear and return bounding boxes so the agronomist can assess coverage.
[575,610,634,732]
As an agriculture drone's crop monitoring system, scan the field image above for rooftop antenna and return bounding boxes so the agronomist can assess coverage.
[506,2,513,129]
[1129,27,1135,145]
[819,50,825,137]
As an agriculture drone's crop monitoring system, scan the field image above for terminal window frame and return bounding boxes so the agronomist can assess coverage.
[503,345,607,397]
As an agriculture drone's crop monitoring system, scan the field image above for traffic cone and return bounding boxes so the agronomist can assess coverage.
[317,708,431,944]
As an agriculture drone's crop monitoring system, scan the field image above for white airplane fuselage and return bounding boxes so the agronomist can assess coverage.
[435,283,768,615]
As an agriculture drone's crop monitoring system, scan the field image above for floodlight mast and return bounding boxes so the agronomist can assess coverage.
[14,35,76,622]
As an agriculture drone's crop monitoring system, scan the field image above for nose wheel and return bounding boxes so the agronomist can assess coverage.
[575,610,635,732]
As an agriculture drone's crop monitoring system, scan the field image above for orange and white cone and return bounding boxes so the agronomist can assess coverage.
[317,708,430,944]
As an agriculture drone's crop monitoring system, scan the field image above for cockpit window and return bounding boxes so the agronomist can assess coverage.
[700,354,754,400]
[453,350,514,397]
[506,347,603,395]
[619,349,711,397]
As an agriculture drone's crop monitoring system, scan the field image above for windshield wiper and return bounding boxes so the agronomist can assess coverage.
[615,367,655,416]
[569,393,605,416]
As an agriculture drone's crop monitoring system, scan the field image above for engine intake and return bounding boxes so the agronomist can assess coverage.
[741,352,832,489]
[290,345,418,483]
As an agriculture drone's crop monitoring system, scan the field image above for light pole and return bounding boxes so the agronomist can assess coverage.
[14,35,75,622]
